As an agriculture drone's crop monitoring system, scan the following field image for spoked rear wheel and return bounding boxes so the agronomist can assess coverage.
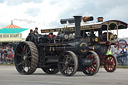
[58,51,78,76]
[14,41,39,75]
[104,55,117,72]
[42,65,59,74]
[82,51,100,76]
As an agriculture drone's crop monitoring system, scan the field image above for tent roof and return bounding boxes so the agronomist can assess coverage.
[0,28,28,33]
[3,24,21,28]
[0,21,28,33]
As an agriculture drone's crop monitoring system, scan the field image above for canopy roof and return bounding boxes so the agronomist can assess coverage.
[0,28,27,33]
[0,21,28,34]
[41,20,128,33]
[3,24,21,28]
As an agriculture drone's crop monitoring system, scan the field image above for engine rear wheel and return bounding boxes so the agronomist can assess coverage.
[14,41,39,75]
[58,51,78,76]
[82,51,100,76]
[104,55,117,72]
[42,65,59,74]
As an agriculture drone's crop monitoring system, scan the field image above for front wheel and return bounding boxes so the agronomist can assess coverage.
[58,51,78,76]
[82,51,100,76]
[14,41,39,75]
[104,55,117,72]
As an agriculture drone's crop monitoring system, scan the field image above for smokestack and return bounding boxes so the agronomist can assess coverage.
[60,16,82,40]
[74,16,82,39]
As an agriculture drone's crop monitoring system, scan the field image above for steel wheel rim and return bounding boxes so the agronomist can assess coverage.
[82,51,100,76]
[104,55,117,72]
[14,41,38,75]
[83,55,96,75]
[58,51,78,76]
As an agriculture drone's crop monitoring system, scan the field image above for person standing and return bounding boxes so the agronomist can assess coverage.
[125,48,128,65]
[120,48,127,65]
[26,29,36,42]
[115,46,121,63]
[106,46,112,55]
[127,51,128,65]
[0,50,1,64]
[29,29,33,35]
[115,46,120,55]
[1,49,5,64]
[33,27,39,36]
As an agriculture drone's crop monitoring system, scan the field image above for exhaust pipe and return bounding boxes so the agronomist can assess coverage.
[60,16,82,40]
[73,16,82,40]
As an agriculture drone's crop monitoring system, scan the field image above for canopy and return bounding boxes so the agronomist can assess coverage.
[41,20,128,33]
[0,22,27,34]
[0,28,27,33]
[0,21,28,42]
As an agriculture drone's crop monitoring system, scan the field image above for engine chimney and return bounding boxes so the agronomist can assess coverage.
[74,16,82,40]
[60,16,82,40]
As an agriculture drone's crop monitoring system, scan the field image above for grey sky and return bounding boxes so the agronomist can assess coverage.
[0,0,128,38]
[4,0,43,5]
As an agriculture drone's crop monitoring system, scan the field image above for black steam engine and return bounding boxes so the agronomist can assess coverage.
[14,16,100,76]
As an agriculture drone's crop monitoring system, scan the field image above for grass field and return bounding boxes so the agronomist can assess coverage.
[0,63,14,66]
[117,65,128,68]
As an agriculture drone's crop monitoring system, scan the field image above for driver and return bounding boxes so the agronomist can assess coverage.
[47,32,56,40]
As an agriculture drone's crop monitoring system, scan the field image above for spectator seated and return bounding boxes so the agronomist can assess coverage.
[6,51,14,64]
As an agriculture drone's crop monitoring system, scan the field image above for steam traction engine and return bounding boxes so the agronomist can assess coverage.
[14,16,100,76]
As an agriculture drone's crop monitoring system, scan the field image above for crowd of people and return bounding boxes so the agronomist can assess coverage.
[108,46,128,66]
[0,45,14,64]
[115,47,128,65]
[0,27,56,65]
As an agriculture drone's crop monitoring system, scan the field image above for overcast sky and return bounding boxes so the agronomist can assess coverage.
[0,0,128,38]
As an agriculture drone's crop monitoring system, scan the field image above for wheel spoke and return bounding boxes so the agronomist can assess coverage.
[104,55,117,72]
[27,56,32,59]
[17,53,22,57]
[62,65,68,72]
[25,46,30,55]
[21,68,25,73]
[18,60,26,66]
[26,50,31,55]
[26,62,30,68]
[20,44,24,50]
[23,44,27,54]
[65,67,70,74]
[68,63,74,66]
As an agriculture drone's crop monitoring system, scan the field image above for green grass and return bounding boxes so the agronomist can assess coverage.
[0,63,14,66]
[100,65,128,68]
[117,65,128,68]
